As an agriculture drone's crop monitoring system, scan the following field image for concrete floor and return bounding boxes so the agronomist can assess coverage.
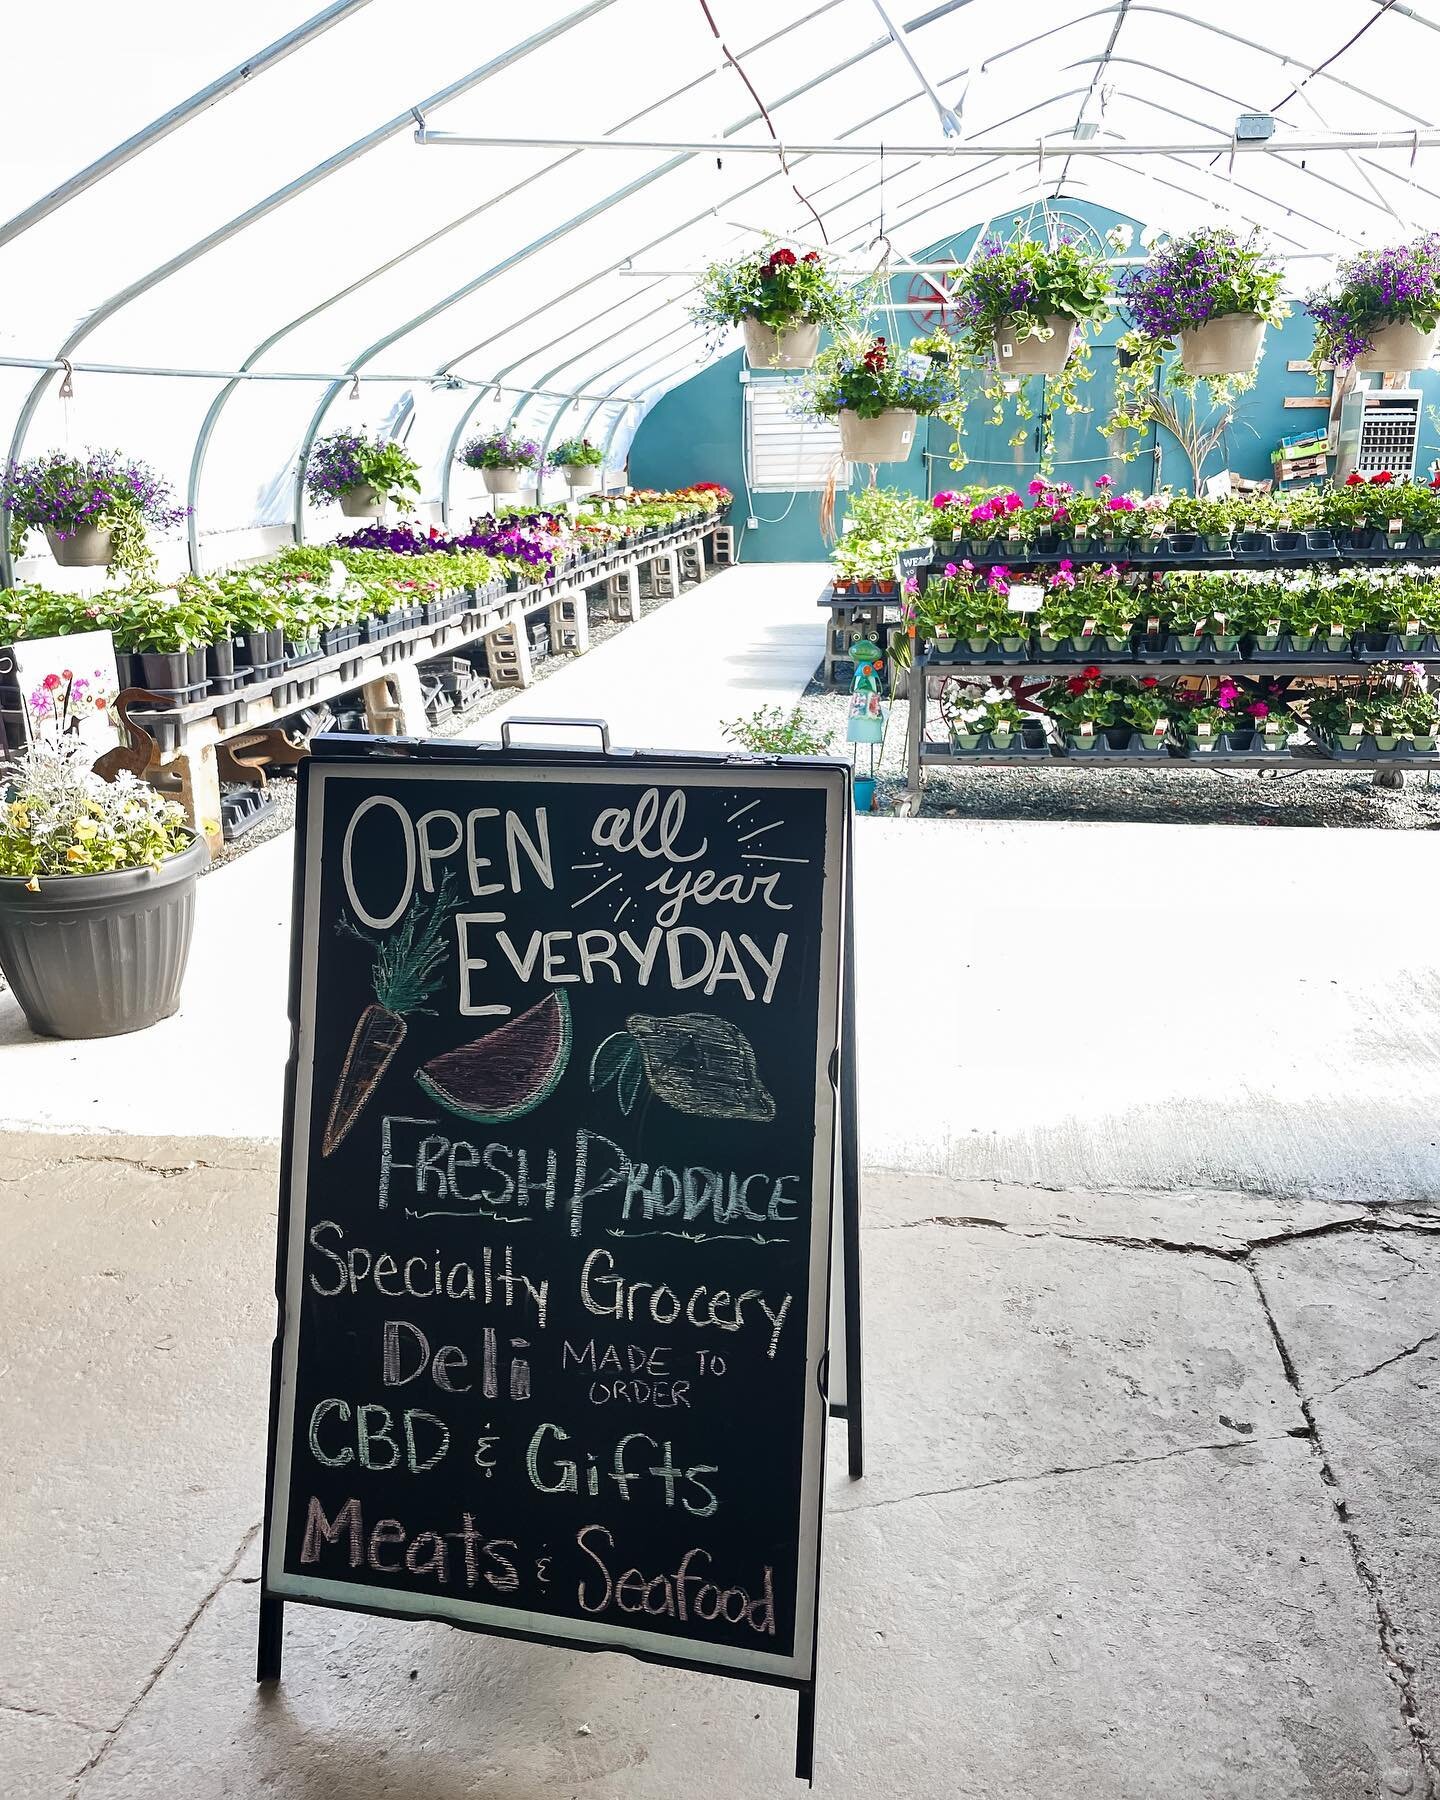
[4,563,1440,1796]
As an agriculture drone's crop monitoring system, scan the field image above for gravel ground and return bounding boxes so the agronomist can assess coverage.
[791,679,1440,831]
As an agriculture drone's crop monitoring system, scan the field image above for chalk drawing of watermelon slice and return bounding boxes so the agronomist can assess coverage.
[416,991,572,1123]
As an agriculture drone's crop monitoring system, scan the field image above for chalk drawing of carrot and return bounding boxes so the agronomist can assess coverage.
[321,873,455,1156]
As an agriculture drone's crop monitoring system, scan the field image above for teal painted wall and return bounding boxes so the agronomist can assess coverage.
[628,201,1440,563]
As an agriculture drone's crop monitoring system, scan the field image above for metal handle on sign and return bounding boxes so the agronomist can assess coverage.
[500,716,612,752]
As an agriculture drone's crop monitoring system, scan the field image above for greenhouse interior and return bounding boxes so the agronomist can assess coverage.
[7,3,1440,1796]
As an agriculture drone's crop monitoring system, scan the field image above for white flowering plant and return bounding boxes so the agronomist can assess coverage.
[0,740,191,882]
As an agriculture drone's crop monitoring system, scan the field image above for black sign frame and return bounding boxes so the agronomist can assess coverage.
[258,728,863,1783]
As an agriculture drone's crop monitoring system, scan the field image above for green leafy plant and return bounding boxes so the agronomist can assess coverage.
[802,332,957,420]
[549,438,604,468]
[722,706,832,756]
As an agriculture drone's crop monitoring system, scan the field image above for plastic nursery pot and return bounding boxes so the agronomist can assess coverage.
[853,578,875,596]
[44,522,113,567]
[838,408,917,463]
[0,833,209,1039]
[852,775,877,812]
[338,484,385,518]
[1178,312,1266,377]
[933,635,957,654]
[950,733,984,753]
[483,466,524,495]
[742,318,820,370]
[139,650,207,695]
[994,313,1073,376]
[562,465,601,490]
[1352,319,1440,373]
[1204,533,1234,553]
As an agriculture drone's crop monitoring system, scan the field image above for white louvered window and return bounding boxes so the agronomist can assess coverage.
[745,377,846,492]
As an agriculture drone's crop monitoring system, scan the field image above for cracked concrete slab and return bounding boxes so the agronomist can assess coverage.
[1,1708,106,1800]
[1308,1347,1440,1782]
[863,1168,1372,1252]
[828,1218,1303,1515]
[7,1136,1437,1796]
[73,1440,1423,1800]
[1254,1231,1440,1398]
[0,1147,272,1728]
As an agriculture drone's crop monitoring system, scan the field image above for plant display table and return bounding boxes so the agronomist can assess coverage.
[818,586,905,687]
[905,645,1440,794]
[107,522,716,853]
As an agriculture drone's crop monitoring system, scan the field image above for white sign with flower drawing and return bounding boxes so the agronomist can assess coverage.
[5,631,119,753]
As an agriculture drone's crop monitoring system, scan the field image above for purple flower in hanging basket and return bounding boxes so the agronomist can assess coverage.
[2,447,189,538]
[460,432,542,472]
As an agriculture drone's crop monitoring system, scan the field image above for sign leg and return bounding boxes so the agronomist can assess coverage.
[256,1594,284,1684]
[795,1685,816,1785]
[840,888,865,1480]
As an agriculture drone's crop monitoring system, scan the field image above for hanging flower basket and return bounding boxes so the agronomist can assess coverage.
[1353,319,1440,373]
[994,313,1074,377]
[561,464,602,490]
[338,483,386,519]
[839,409,917,463]
[1178,312,1268,377]
[483,466,523,495]
[743,318,821,370]
[44,522,114,568]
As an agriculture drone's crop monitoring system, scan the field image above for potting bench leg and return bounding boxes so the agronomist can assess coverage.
[171,738,225,857]
[608,563,640,623]
[712,525,736,566]
[905,661,925,803]
[482,607,535,689]
[362,663,427,736]
[548,588,589,657]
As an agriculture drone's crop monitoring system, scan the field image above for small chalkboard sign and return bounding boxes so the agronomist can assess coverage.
[894,541,931,594]
[260,727,861,1781]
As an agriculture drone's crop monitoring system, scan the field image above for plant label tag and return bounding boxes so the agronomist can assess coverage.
[1155,717,1169,735]
[1330,623,1345,639]
[1079,722,1094,738]
[1390,518,1403,534]
[1269,619,1281,635]
[1007,584,1043,614]
[1147,616,1161,635]
[1409,617,1421,634]
[1081,619,1096,637]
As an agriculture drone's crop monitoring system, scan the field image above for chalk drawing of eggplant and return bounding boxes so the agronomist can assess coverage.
[590,1012,775,1122]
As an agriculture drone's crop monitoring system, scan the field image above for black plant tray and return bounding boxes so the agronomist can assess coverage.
[1316,734,1440,762]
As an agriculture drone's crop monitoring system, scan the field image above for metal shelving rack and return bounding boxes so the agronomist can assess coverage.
[900,542,1440,804]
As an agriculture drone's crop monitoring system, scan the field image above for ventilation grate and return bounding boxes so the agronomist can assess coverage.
[745,377,845,492]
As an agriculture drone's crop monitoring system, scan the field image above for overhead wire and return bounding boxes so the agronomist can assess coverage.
[696,0,831,242]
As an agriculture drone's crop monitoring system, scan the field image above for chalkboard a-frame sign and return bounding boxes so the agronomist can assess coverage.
[259,727,863,1783]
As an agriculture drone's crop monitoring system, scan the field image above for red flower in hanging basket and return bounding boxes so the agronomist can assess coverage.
[804,250,820,262]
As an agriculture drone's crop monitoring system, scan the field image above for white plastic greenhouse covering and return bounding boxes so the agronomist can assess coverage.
[5,0,1440,580]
